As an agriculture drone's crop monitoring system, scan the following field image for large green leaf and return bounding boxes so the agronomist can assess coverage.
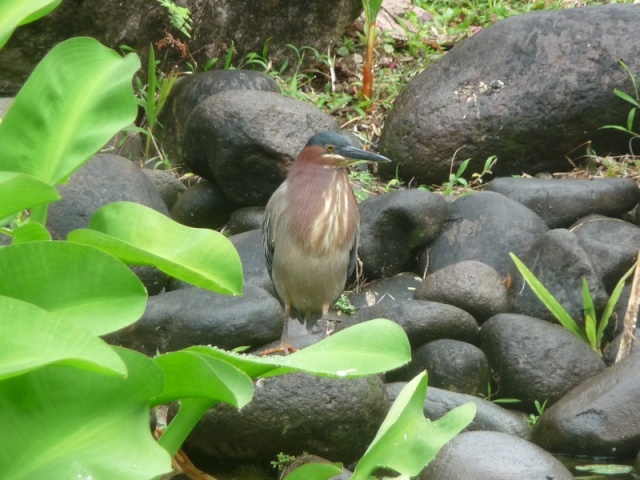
[158,319,411,457]
[187,319,411,379]
[352,372,476,479]
[0,0,61,49]
[0,295,126,380]
[153,351,255,456]
[0,241,147,335]
[8,221,52,243]
[0,347,171,479]
[0,172,60,221]
[0,37,139,184]
[68,201,243,295]
[153,350,254,407]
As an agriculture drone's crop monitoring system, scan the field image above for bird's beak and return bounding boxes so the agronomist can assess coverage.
[336,145,392,165]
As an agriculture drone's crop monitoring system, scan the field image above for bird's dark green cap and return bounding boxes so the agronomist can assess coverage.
[305,131,391,163]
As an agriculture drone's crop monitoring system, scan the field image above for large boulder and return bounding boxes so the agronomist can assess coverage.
[181,90,340,205]
[183,373,389,465]
[158,70,280,166]
[485,177,640,228]
[420,431,574,480]
[379,5,640,184]
[532,351,640,457]
[421,191,548,277]
[0,0,363,95]
[480,314,605,406]
[358,189,448,279]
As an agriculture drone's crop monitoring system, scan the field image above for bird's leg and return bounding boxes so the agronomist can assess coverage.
[321,302,336,336]
[260,301,298,356]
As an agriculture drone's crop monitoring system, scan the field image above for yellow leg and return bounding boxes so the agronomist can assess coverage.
[260,301,297,356]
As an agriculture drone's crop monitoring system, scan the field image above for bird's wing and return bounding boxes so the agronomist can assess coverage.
[263,184,287,280]
[347,218,360,279]
[262,204,275,280]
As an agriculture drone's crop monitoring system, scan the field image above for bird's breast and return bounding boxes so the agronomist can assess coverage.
[288,171,357,254]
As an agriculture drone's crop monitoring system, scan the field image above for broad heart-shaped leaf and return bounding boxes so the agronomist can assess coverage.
[352,372,476,479]
[9,221,52,243]
[0,172,61,221]
[156,319,410,457]
[0,0,61,49]
[68,201,243,295]
[0,241,147,335]
[0,295,126,380]
[187,319,411,379]
[153,351,255,456]
[0,37,139,185]
[0,347,172,479]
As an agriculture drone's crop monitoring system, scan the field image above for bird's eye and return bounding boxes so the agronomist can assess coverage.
[326,144,335,152]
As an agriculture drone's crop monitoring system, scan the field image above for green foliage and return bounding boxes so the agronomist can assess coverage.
[0,347,171,479]
[602,60,640,155]
[527,399,548,427]
[68,201,243,295]
[482,381,521,405]
[0,37,139,190]
[335,293,357,315]
[510,253,638,354]
[575,464,634,476]
[284,372,476,480]
[440,155,497,195]
[271,452,301,474]
[131,43,178,163]
[156,0,192,38]
[0,0,61,49]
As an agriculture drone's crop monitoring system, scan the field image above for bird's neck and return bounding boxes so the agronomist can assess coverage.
[287,164,358,254]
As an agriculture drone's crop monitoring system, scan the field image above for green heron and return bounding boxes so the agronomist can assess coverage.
[262,130,391,353]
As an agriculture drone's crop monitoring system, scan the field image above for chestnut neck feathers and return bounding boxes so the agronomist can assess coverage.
[285,152,358,254]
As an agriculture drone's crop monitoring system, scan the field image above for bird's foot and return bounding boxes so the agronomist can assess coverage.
[258,341,298,356]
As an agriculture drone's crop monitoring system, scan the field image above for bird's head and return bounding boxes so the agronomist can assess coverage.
[298,131,391,168]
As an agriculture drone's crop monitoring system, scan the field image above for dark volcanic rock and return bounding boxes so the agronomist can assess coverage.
[485,177,640,228]
[422,191,548,277]
[0,0,363,95]
[104,285,282,353]
[47,153,169,239]
[387,339,490,396]
[170,180,236,229]
[338,299,479,348]
[358,190,448,279]
[532,351,640,457]
[142,169,186,210]
[480,314,605,406]
[420,431,573,480]
[508,228,609,324]
[184,373,389,465]
[571,214,640,291]
[225,206,265,236]
[414,260,509,323]
[379,5,640,184]
[229,229,274,295]
[158,70,280,166]
[181,90,339,205]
